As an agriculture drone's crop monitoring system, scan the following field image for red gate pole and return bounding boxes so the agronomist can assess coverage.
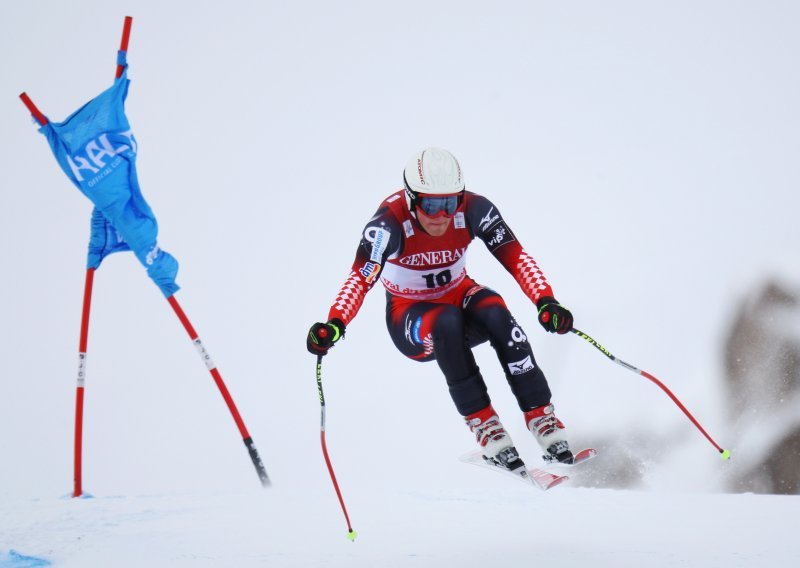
[116,16,133,79]
[167,295,270,486]
[21,16,269,491]
[72,15,130,498]
[19,14,130,122]
[19,93,48,126]
[73,268,96,497]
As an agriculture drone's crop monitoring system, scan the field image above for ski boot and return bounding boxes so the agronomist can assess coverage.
[465,405,523,472]
[525,403,574,464]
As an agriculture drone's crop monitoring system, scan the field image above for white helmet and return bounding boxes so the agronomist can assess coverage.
[403,147,465,216]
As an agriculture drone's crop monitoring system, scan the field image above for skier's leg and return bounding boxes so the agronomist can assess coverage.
[462,284,573,463]
[386,296,489,415]
[386,295,520,466]
[462,285,551,409]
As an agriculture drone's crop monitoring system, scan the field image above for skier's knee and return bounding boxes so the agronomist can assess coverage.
[482,304,513,332]
[431,304,465,338]
[433,304,464,335]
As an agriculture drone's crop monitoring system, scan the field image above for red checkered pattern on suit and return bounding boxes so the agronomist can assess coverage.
[515,252,550,302]
[331,270,367,324]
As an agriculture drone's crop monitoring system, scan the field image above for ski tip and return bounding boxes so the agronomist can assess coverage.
[347,529,358,542]
[544,475,569,491]
[720,449,732,461]
[529,468,570,491]
[545,447,597,466]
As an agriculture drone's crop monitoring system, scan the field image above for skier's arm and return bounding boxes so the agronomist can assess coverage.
[466,194,554,303]
[326,211,398,326]
[308,210,398,356]
[467,194,573,334]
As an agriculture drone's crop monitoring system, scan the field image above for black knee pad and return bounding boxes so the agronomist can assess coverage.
[506,365,552,411]
[447,372,490,416]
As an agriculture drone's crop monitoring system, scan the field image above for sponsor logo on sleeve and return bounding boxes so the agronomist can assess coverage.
[507,355,535,376]
[365,226,391,262]
[359,261,381,283]
[479,206,500,232]
[486,221,516,252]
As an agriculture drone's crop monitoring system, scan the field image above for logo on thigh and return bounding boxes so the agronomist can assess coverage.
[462,285,486,308]
[404,315,424,345]
[509,323,528,347]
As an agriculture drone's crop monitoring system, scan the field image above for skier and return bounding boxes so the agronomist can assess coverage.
[307,147,576,471]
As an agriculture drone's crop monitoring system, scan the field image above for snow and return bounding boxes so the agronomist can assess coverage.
[2,485,798,567]
[2,0,800,566]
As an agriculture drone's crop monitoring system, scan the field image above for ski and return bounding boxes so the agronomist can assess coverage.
[459,450,569,491]
[528,467,570,491]
[542,448,598,468]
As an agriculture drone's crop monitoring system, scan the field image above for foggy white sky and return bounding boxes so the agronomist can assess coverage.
[1,1,799,500]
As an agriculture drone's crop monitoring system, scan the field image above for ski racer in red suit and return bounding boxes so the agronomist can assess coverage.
[307,147,577,469]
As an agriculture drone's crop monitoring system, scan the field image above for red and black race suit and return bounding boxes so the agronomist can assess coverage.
[328,190,555,416]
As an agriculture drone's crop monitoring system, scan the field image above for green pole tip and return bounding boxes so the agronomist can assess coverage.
[720,449,731,460]
[347,530,358,542]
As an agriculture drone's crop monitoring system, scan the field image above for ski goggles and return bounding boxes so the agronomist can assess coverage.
[416,192,463,218]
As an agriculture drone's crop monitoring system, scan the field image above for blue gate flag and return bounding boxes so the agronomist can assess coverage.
[38,67,179,297]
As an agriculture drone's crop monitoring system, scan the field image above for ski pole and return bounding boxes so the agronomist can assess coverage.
[168,295,271,486]
[571,328,730,460]
[316,355,357,541]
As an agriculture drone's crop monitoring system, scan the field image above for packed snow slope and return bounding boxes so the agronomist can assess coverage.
[2,1,800,567]
[1,481,798,568]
